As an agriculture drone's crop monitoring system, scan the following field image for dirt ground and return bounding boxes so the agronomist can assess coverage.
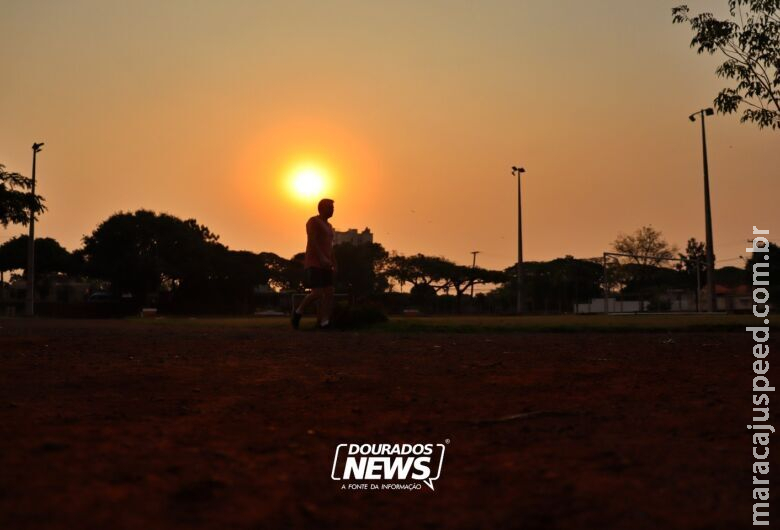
[0,318,772,529]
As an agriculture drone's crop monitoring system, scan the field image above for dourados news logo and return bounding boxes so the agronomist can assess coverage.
[331,442,447,491]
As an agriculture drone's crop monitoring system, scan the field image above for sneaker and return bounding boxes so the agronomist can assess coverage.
[291,311,302,330]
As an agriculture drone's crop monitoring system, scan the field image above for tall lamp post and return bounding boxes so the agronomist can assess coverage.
[511,166,526,314]
[25,142,44,317]
[688,109,716,312]
[470,250,480,298]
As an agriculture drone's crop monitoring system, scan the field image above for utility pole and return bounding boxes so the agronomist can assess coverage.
[603,253,609,315]
[511,166,526,314]
[25,142,44,317]
[470,250,480,297]
[695,257,701,313]
[689,109,716,312]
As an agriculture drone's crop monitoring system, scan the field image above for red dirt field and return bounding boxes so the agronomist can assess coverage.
[0,318,772,529]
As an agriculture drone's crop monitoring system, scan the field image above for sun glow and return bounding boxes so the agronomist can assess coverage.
[287,163,330,201]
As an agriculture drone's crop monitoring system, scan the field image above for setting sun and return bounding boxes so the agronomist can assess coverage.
[287,163,329,201]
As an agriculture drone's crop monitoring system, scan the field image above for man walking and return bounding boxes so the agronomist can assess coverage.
[291,198,336,329]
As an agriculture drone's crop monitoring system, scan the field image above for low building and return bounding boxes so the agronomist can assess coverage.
[334,227,373,246]
[706,284,752,312]
[575,284,753,314]
[574,298,649,314]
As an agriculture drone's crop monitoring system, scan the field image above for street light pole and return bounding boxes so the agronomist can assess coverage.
[25,142,44,317]
[511,166,526,314]
[689,109,716,312]
[470,250,480,298]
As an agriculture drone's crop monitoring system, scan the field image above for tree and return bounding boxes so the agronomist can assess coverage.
[611,226,680,301]
[494,257,602,313]
[675,237,708,308]
[409,283,438,310]
[0,236,74,274]
[673,1,780,129]
[438,263,506,311]
[81,211,224,299]
[259,251,300,291]
[619,263,689,296]
[0,236,77,305]
[333,242,389,299]
[79,210,275,312]
[677,238,707,275]
[384,253,505,311]
[385,254,453,292]
[715,265,748,286]
[612,226,678,266]
[0,164,46,227]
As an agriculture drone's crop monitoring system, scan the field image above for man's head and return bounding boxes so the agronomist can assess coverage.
[318,198,335,219]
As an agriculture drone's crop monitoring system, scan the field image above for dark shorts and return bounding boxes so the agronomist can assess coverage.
[304,267,333,289]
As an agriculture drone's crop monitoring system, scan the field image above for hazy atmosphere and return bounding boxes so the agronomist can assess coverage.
[2,0,777,268]
[2,2,777,528]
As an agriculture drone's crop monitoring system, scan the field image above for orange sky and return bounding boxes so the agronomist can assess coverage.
[2,0,777,274]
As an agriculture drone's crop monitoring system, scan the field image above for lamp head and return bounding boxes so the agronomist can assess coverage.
[511,166,525,174]
[689,108,714,121]
[32,142,44,152]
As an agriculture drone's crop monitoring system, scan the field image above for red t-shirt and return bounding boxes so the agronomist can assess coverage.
[304,215,334,268]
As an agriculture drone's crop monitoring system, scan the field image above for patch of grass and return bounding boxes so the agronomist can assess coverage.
[374,313,769,333]
[125,315,290,329]
[119,313,771,333]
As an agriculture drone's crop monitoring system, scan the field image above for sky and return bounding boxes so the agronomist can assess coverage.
[1,0,778,273]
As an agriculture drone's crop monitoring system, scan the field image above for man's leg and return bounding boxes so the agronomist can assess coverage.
[292,288,323,329]
[297,289,323,314]
[318,285,335,327]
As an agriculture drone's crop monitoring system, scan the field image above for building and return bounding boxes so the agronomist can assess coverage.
[574,284,753,313]
[706,284,752,312]
[574,298,649,314]
[334,227,373,246]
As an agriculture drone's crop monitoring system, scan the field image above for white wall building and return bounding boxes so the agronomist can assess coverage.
[574,298,650,314]
[334,227,373,245]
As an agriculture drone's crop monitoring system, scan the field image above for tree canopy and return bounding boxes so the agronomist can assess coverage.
[0,236,74,274]
[333,242,389,299]
[0,164,46,228]
[385,254,454,291]
[673,0,780,129]
[385,253,505,310]
[79,210,271,310]
[612,226,679,266]
[495,257,603,313]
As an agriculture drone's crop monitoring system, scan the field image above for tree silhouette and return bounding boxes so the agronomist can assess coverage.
[0,236,74,275]
[612,226,678,266]
[496,257,602,313]
[0,164,46,227]
[677,238,708,280]
[80,210,269,311]
[386,253,505,311]
[438,262,506,311]
[385,254,453,292]
[259,251,300,291]
[333,242,389,299]
[673,1,780,129]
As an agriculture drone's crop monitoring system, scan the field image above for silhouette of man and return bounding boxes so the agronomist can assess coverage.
[291,198,336,329]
